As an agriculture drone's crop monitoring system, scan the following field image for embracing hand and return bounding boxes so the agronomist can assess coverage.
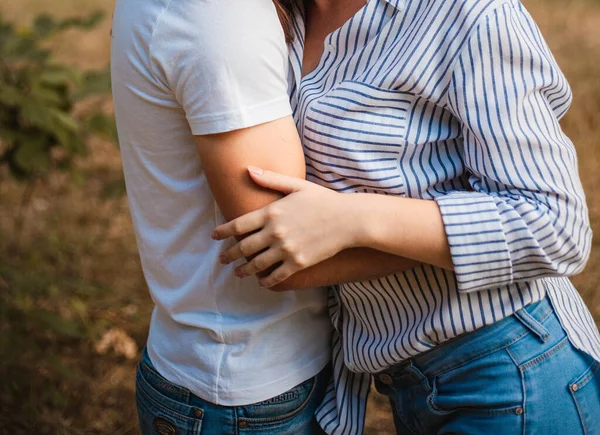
[211,167,363,288]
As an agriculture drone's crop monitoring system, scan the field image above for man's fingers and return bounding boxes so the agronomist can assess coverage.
[248,166,306,194]
[234,248,282,277]
[219,233,269,265]
[212,209,265,240]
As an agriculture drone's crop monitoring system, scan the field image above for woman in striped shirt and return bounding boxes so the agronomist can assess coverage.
[214,0,600,433]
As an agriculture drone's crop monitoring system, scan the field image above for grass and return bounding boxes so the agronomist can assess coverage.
[0,0,599,433]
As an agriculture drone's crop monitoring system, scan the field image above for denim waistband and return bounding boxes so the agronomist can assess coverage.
[383,298,554,379]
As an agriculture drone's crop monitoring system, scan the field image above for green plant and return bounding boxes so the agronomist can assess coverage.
[0,11,126,434]
[0,11,116,182]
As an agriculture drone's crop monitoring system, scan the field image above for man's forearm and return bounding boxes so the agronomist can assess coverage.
[271,248,418,291]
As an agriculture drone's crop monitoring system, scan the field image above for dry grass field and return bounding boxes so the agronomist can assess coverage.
[0,0,598,433]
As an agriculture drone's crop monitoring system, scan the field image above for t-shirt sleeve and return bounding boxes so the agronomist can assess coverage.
[149,0,292,135]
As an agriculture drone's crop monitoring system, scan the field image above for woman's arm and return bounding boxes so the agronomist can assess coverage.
[198,120,420,288]
[213,168,448,288]
[429,3,592,292]
[269,248,418,292]
[213,4,591,291]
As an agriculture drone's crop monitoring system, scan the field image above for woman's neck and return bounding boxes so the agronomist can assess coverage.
[307,0,366,14]
[301,0,368,77]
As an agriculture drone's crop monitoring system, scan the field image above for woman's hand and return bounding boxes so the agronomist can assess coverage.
[212,166,364,288]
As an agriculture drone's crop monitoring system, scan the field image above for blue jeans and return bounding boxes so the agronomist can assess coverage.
[136,349,329,435]
[374,298,600,435]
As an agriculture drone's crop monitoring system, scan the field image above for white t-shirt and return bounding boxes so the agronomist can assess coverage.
[110,0,331,405]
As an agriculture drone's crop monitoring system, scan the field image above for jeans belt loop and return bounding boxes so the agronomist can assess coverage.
[513,306,551,343]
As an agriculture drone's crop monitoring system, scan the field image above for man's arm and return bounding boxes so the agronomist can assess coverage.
[195,116,304,222]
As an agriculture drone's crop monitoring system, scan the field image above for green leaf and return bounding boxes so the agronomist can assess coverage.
[0,12,112,183]
[13,135,50,172]
[49,108,79,133]
[21,102,54,129]
[30,85,64,107]
[3,35,37,59]
[75,68,112,100]
[57,11,105,31]
[0,127,20,145]
[39,65,81,87]
[0,85,24,106]
[52,127,77,152]
[86,113,118,143]
[33,14,57,38]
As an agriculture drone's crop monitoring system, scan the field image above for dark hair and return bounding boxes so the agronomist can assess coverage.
[273,0,294,43]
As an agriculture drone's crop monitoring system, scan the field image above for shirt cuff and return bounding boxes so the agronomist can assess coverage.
[435,192,513,292]
[187,96,292,135]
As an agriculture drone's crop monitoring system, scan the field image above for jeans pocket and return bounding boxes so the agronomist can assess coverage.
[136,367,204,435]
[427,347,524,416]
[570,360,600,435]
[238,366,330,434]
[242,375,317,422]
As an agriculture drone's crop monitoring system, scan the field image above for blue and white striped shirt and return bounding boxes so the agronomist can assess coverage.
[286,0,600,433]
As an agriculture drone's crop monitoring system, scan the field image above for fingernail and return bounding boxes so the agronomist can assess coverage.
[248,166,264,176]
[235,269,244,278]
[211,231,218,240]
[219,255,228,264]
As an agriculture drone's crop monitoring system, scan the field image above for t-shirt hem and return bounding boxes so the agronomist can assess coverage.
[188,96,292,135]
[147,344,331,406]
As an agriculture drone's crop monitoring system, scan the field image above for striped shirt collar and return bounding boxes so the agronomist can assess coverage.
[289,0,400,95]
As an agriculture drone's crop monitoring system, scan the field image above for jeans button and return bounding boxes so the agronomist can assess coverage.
[378,373,394,385]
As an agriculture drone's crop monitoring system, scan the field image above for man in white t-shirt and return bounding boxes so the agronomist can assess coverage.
[110,0,332,433]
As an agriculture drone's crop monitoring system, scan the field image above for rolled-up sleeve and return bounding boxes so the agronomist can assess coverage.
[436,2,592,292]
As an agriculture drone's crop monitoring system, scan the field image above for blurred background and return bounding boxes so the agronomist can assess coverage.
[0,0,598,433]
